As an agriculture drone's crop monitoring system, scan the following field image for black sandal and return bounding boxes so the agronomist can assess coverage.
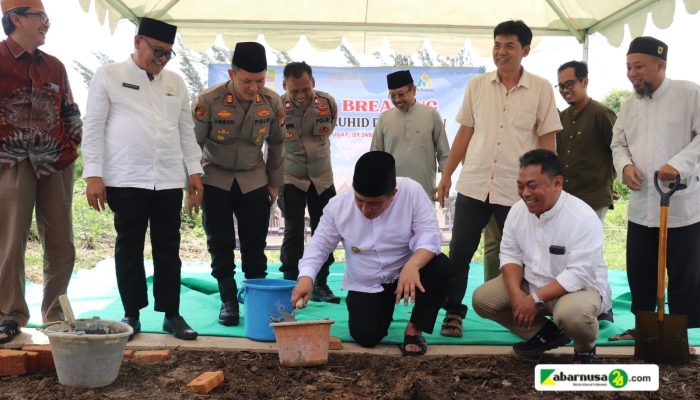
[0,320,21,344]
[400,334,428,356]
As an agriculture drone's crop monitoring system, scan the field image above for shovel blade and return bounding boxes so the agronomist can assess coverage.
[635,310,690,364]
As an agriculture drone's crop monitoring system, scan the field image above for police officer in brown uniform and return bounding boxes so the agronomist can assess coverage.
[278,62,340,303]
[192,42,285,326]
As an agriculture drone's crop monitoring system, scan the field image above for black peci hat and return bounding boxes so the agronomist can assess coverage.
[353,151,397,197]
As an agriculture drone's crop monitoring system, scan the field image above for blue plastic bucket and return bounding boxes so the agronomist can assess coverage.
[238,278,297,341]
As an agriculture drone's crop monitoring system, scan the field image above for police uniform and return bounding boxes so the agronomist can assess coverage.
[193,80,285,282]
[278,90,337,289]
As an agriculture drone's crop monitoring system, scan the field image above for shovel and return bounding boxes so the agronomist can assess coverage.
[634,172,690,364]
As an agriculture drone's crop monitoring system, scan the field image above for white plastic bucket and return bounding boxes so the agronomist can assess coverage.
[43,318,132,388]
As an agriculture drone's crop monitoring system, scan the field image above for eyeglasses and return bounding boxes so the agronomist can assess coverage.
[142,38,176,60]
[388,91,410,100]
[555,78,582,92]
[17,11,50,25]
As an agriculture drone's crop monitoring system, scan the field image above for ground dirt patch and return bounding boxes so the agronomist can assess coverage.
[1,350,698,399]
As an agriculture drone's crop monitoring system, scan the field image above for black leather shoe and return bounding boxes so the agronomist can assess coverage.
[163,316,198,340]
[597,308,614,323]
[121,317,141,341]
[310,283,341,304]
[218,300,240,326]
[513,320,571,357]
[574,347,597,364]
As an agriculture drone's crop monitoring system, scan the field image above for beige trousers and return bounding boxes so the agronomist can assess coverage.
[472,274,601,352]
[0,160,75,326]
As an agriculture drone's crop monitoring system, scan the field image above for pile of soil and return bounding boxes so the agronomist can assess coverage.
[2,350,698,399]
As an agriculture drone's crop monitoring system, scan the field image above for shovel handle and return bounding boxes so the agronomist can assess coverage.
[654,172,681,206]
[58,294,76,325]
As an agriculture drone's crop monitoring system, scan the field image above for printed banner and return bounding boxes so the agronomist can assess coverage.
[208,65,484,192]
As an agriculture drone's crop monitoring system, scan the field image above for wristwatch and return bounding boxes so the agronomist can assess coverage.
[531,291,545,310]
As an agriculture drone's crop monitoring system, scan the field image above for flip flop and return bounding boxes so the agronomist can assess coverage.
[400,334,427,356]
[0,320,21,344]
[440,313,463,338]
[609,328,635,341]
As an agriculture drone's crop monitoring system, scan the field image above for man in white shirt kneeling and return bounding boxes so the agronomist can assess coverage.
[472,149,611,364]
[291,151,449,356]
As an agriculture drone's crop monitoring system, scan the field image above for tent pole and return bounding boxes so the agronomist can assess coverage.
[582,34,589,62]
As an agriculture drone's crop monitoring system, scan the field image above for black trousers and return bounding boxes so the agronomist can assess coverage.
[627,221,700,328]
[106,187,183,315]
[202,181,270,280]
[278,183,335,282]
[445,194,510,318]
[345,253,449,347]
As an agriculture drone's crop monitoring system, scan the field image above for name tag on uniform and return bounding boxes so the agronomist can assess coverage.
[122,82,140,90]
[43,82,59,92]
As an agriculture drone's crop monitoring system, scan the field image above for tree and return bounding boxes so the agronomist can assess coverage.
[602,89,633,114]
[339,44,359,67]
[437,48,473,67]
[72,61,94,88]
[417,48,433,66]
[276,51,293,65]
[392,53,413,66]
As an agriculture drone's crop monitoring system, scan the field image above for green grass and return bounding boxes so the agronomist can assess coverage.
[24,184,629,282]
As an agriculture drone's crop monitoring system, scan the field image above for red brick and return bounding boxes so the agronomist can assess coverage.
[186,371,224,394]
[0,349,28,376]
[22,345,54,370]
[123,349,135,360]
[23,352,40,374]
[329,336,343,350]
[132,349,172,363]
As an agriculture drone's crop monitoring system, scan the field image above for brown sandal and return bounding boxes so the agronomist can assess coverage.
[440,313,463,338]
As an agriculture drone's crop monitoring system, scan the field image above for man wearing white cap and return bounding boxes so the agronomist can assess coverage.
[611,36,700,345]
[82,17,203,341]
[0,0,82,344]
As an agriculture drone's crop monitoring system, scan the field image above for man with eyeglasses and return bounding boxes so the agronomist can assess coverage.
[277,62,340,304]
[436,20,562,338]
[371,70,450,201]
[0,0,82,344]
[82,17,204,341]
[192,42,285,327]
[556,61,615,323]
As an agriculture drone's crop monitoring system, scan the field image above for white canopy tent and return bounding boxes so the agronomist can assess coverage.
[77,0,700,57]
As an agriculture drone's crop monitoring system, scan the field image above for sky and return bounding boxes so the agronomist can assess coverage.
[2,0,699,112]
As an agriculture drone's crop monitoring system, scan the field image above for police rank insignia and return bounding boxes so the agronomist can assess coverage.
[318,109,329,117]
[217,110,232,118]
[255,134,264,144]
[286,131,294,140]
[351,246,361,253]
[285,100,292,110]
[194,104,207,120]
[255,94,262,104]
[256,108,272,117]
[216,128,229,141]
[225,94,234,104]
[258,127,266,134]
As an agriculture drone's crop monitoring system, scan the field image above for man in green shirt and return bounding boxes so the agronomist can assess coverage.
[556,60,616,322]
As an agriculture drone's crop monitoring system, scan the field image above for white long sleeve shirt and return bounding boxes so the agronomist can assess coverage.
[500,191,611,311]
[298,177,442,293]
[611,78,700,228]
[81,56,203,189]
